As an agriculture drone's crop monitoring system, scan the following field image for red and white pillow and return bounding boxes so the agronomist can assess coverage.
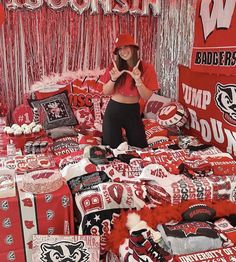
[143,119,168,141]
[156,101,189,128]
[143,92,172,120]
[74,107,94,129]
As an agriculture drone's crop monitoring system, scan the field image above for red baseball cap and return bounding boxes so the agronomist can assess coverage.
[113,34,139,54]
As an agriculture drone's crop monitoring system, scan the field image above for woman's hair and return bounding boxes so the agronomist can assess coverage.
[115,46,143,88]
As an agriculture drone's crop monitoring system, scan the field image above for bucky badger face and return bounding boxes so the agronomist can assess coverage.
[215,83,236,125]
[40,241,90,262]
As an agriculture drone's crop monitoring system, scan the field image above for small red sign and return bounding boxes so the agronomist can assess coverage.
[12,104,34,125]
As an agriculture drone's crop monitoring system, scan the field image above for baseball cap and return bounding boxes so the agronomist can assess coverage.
[113,34,139,54]
[83,145,109,165]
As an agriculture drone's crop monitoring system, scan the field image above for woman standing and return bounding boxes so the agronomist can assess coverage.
[100,34,159,148]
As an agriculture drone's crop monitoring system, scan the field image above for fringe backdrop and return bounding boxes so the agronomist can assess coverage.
[0,0,196,117]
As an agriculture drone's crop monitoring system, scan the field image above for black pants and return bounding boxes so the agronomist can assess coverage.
[102,99,148,149]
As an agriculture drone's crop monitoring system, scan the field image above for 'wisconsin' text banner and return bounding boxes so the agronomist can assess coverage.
[191,0,236,74]
[178,65,236,158]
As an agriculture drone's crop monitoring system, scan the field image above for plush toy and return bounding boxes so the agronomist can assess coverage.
[124,212,174,261]
[126,212,162,243]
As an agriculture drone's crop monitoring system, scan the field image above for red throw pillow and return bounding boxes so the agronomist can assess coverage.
[144,93,172,120]
[32,84,71,100]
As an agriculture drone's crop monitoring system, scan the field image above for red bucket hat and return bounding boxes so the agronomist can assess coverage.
[113,34,139,54]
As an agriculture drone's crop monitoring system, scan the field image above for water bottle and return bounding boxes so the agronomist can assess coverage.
[7,139,16,157]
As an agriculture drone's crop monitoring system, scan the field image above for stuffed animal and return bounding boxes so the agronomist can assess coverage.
[126,212,162,243]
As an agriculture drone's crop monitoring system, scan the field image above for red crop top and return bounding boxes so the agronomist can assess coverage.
[100,61,159,97]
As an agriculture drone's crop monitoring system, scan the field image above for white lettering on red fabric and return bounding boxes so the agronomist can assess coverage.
[182,84,211,110]
[188,108,236,156]
[200,0,236,40]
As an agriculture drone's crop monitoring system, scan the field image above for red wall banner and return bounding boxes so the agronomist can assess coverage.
[191,0,236,74]
[178,65,236,158]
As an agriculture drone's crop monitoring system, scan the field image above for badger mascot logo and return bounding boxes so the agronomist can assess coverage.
[40,241,90,262]
[215,83,236,126]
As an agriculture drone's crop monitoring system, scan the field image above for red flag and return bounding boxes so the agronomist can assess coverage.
[191,0,236,75]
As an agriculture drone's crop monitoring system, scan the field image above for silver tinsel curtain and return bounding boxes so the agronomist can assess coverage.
[0,0,196,117]
[157,0,196,98]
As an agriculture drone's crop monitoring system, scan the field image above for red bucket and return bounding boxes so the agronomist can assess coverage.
[8,131,45,150]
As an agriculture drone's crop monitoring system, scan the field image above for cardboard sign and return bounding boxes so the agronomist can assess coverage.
[191,0,236,74]
[12,104,34,125]
[32,235,100,262]
[178,65,236,158]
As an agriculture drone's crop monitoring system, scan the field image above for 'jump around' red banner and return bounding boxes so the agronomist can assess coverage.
[178,65,236,158]
[191,0,236,75]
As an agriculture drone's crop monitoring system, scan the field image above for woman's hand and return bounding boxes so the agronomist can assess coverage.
[109,60,124,82]
[110,59,141,82]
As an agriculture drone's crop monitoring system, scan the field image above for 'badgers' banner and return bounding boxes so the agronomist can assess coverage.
[191,0,236,74]
[178,65,236,158]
